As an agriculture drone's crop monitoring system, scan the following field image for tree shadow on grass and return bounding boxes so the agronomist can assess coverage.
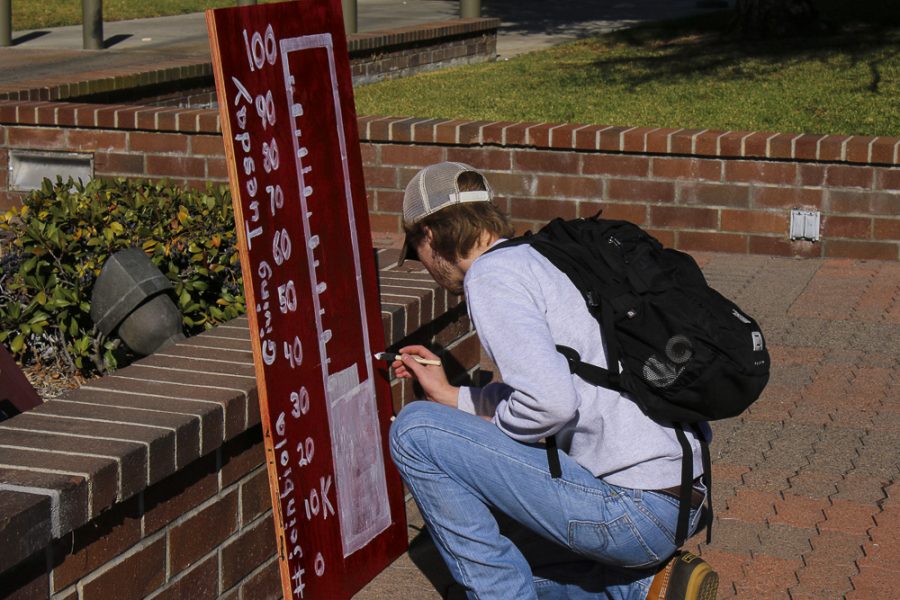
[575,10,899,95]
[481,0,722,38]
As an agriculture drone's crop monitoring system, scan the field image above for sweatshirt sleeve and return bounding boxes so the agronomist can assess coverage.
[463,256,581,442]
[456,382,516,417]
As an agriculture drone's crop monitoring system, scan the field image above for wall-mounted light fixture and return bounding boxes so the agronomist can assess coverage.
[90,249,184,356]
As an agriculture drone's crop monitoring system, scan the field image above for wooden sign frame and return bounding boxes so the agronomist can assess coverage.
[206,2,407,598]
[0,345,42,421]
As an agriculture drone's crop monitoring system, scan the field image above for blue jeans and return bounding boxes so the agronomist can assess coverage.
[389,402,705,600]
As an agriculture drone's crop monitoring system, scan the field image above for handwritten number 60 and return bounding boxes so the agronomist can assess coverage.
[273,228,292,265]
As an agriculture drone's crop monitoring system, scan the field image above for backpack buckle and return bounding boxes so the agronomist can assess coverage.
[555,345,581,374]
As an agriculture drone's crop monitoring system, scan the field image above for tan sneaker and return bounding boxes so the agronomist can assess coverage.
[646,551,719,600]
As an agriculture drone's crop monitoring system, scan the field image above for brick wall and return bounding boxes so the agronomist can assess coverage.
[358,120,900,261]
[1,103,897,260]
[0,255,480,599]
[348,19,498,85]
[1,426,281,600]
[0,105,224,211]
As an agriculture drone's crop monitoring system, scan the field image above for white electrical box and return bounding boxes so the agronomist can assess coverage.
[790,209,820,242]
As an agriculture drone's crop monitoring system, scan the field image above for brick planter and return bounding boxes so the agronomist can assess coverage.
[0,251,479,599]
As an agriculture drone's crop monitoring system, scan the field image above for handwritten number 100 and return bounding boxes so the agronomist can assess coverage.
[243,24,277,71]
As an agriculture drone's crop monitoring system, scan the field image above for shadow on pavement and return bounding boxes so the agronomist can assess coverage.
[104,34,134,49]
[12,31,51,45]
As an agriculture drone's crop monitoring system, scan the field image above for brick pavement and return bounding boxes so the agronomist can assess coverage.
[360,253,900,599]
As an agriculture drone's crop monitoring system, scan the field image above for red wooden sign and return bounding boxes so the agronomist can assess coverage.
[206,2,407,598]
[0,345,42,421]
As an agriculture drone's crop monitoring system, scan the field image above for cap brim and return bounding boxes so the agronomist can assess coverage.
[397,237,418,267]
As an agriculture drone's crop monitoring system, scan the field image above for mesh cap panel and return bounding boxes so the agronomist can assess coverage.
[403,162,493,225]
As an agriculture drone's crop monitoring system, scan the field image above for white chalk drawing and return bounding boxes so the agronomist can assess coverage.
[280,33,391,558]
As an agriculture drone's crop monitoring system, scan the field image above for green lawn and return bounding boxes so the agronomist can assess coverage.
[355,8,900,137]
[13,0,283,30]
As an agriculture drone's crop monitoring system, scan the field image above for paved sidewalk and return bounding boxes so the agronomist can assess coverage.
[358,251,900,599]
[0,0,718,94]
[4,0,713,56]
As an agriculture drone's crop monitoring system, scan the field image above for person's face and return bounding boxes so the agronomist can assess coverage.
[414,236,466,295]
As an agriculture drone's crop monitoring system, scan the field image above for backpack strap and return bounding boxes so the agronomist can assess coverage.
[555,345,619,390]
[691,423,714,545]
[672,424,715,547]
[545,435,562,479]
[672,423,694,547]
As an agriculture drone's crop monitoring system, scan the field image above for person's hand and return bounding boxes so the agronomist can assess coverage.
[390,344,459,408]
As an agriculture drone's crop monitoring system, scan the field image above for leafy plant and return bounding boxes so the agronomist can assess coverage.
[0,177,245,375]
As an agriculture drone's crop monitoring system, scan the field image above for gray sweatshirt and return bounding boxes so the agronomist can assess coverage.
[457,242,705,490]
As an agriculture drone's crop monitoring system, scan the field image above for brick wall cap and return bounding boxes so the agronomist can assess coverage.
[357,115,899,166]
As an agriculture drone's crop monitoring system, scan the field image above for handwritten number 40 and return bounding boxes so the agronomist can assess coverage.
[243,24,277,71]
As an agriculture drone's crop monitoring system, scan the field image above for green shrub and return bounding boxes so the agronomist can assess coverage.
[0,177,245,375]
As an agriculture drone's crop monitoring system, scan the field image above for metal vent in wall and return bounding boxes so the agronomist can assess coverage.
[9,150,94,191]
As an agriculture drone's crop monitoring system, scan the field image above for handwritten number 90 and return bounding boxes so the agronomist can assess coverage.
[243,24,277,71]
[256,91,276,129]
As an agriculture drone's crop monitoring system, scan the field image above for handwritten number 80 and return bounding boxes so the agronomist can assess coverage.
[263,137,279,173]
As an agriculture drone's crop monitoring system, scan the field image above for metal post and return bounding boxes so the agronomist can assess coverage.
[460,0,481,18]
[82,0,103,50]
[236,0,258,5]
[342,0,357,34]
[1,0,11,47]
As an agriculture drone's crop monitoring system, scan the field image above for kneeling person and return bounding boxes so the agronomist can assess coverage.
[388,162,718,600]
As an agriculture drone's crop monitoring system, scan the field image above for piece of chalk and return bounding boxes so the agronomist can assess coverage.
[374,351,441,366]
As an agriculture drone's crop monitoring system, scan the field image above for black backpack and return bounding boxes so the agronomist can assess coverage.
[492,216,770,545]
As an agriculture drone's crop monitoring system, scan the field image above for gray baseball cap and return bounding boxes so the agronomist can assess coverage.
[402,162,493,226]
[398,162,493,265]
